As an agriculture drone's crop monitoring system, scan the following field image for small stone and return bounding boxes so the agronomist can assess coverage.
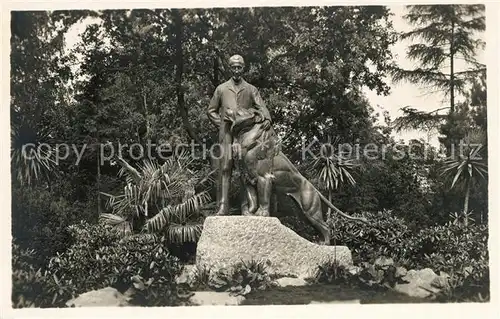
[401,268,437,283]
[275,277,308,287]
[365,264,379,279]
[395,268,440,298]
[463,266,473,277]
[431,276,449,289]
[66,287,130,307]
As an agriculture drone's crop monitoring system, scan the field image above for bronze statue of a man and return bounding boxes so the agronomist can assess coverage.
[207,54,272,216]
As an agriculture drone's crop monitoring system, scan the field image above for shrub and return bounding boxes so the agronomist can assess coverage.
[12,220,185,308]
[411,223,490,302]
[11,185,95,269]
[193,259,277,296]
[330,210,414,265]
[310,260,357,286]
[310,260,403,294]
[279,215,321,243]
[408,223,488,271]
[189,264,213,291]
[329,210,489,302]
[11,243,72,308]
[38,221,183,307]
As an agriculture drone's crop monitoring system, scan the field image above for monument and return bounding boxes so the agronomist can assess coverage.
[206,54,272,217]
[200,54,367,278]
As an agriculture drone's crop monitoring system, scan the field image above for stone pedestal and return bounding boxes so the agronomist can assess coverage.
[196,216,352,279]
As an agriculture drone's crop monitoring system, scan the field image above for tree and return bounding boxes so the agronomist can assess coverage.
[441,129,487,226]
[309,136,358,220]
[11,7,403,242]
[101,152,214,243]
[391,5,485,138]
[10,11,87,186]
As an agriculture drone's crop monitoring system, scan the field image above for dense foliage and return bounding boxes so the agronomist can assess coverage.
[10,5,488,306]
[189,259,278,297]
[12,222,184,307]
[335,211,488,301]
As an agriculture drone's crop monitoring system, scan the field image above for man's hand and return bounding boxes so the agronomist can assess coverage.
[253,109,272,130]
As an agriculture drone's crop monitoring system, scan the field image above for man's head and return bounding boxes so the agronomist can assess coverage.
[228,54,245,82]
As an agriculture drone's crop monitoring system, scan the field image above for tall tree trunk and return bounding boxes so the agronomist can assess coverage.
[97,144,101,216]
[447,13,456,156]
[463,180,470,226]
[172,9,201,145]
[450,17,455,114]
[142,91,151,140]
[213,55,219,89]
[95,104,101,216]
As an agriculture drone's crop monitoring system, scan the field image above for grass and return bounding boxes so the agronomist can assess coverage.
[241,283,436,305]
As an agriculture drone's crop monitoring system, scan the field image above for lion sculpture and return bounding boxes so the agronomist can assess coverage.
[223,107,368,245]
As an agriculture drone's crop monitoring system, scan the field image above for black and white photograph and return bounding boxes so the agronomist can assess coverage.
[2,1,497,315]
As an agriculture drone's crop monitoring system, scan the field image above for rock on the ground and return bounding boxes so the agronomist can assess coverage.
[275,277,308,287]
[394,268,445,298]
[66,287,130,307]
[431,276,449,289]
[188,291,245,306]
[196,216,352,279]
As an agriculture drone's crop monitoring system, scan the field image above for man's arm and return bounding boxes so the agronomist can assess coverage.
[207,86,221,127]
[251,86,272,123]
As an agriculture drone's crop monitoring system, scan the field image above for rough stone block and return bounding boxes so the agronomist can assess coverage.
[196,216,352,279]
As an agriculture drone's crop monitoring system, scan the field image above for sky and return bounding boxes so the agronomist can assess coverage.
[64,5,486,147]
[364,5,486,146]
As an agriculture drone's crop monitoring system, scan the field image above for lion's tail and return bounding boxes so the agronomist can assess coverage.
[313,184,368,224]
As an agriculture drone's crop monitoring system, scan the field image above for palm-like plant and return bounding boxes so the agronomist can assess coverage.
[101,151,215,244]
[441,128,487,226]
[11,117,57,187]
[309,136,358,221]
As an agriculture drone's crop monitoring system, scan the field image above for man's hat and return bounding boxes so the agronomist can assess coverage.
[228,54,245,66]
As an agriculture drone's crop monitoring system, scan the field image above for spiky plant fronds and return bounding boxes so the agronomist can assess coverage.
[11,119,57,186]
[309,136,358,191]
[102,151,215,243]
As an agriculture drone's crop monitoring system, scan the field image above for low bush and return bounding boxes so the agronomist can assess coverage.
[330,210,414,265]
[310,259,405,292]
[11,243,72,308]
[279,215,321,243]
[11,185,95,269]
[191,259,277,297]
[414,223,489,302]
[12,221,185,307]
[328,210,489,302]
